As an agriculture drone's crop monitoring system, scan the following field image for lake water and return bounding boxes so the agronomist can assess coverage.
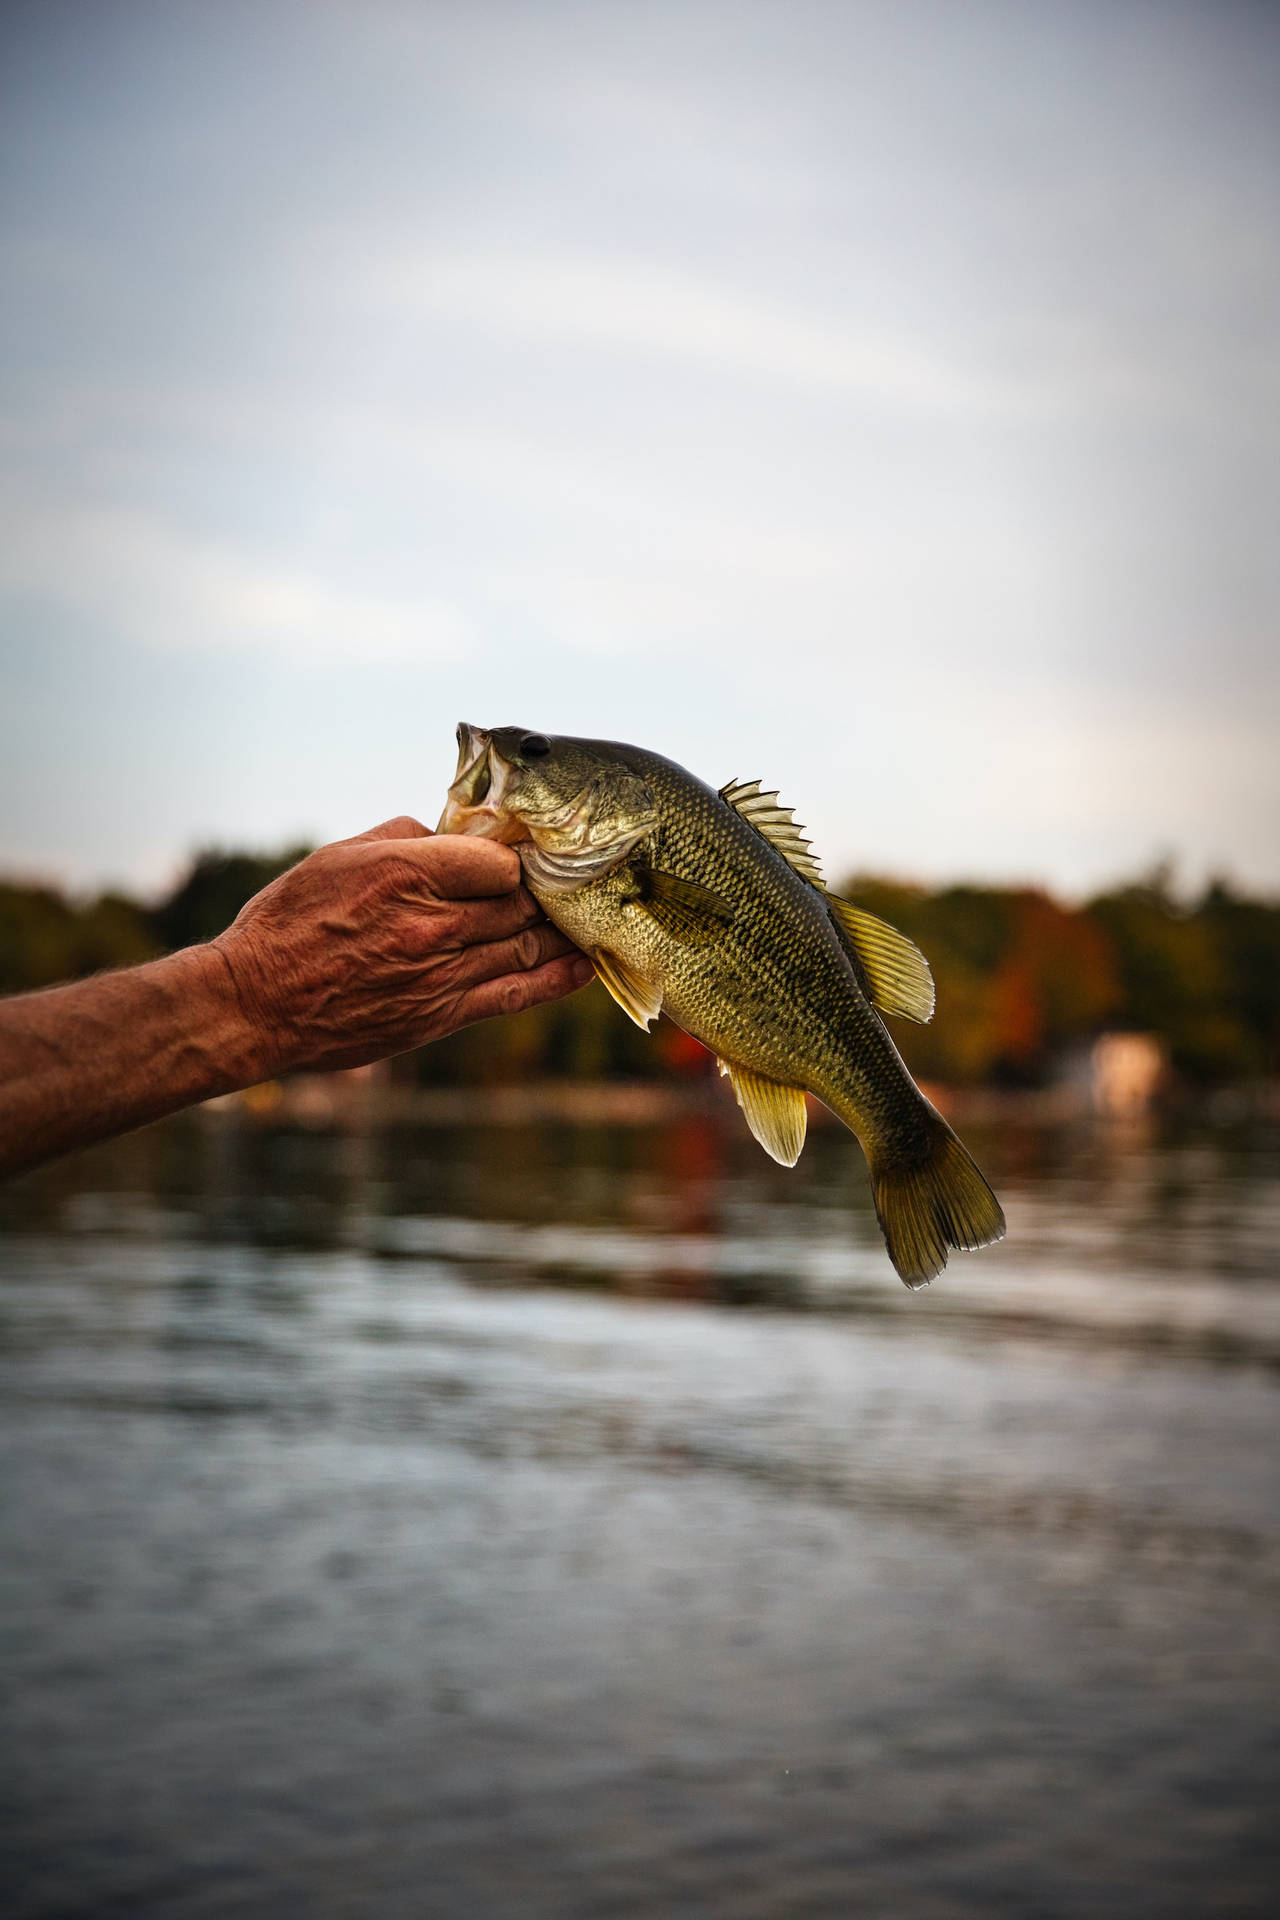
[2,1107,1278,1917]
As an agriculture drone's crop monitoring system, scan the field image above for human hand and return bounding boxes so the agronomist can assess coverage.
[211,816,592,1076]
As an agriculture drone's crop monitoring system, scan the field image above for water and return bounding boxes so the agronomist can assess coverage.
[2,1109,1278,1917]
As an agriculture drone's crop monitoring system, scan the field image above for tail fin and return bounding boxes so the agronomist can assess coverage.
[870,1118,1005,1290]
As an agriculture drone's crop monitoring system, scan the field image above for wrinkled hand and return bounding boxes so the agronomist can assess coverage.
[212,816,592,1075]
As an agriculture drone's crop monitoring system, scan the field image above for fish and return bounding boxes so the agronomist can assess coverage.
[437,724,1005,1287]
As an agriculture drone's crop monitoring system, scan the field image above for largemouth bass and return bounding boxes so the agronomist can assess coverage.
[438,724,1004,1287]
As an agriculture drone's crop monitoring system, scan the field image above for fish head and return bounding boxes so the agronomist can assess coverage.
[437,724,658,893]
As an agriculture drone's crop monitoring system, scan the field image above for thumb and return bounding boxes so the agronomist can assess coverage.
[345,815,432,844]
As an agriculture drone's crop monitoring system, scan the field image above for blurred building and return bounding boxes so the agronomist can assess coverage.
[1090,1032,1167,1117]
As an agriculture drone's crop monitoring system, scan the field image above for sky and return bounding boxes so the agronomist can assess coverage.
[1,0,1277,900]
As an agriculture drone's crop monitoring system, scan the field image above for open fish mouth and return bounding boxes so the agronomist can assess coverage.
[436,723,530,844]
[437,719,663,894]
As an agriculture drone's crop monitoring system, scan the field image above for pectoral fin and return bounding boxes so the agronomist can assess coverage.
[593,949,663,1030]
[635,870,734,945]
[719,1061,808,1167]
[826,896,935,1024]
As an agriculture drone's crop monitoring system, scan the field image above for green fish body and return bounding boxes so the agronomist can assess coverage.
[438,725,1004,1287]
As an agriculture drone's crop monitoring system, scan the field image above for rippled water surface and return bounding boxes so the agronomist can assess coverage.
[2,1110,1278,1917]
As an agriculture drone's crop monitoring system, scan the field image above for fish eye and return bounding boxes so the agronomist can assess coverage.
[520,733,551,757]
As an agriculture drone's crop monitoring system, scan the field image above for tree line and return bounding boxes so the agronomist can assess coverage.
[2,848,1277,1087]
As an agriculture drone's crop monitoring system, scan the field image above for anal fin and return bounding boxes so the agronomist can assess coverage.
[593,950,662,1030]
[719,1060,808,1167]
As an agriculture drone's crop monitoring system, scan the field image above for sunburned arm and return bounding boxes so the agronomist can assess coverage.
[0,816,592,1182]
[0,944,263,1180]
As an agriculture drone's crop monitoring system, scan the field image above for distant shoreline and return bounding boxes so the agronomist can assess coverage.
[202,1073,1280,1131]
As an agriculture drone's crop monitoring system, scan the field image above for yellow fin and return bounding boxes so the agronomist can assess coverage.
[869,1121,1005,1289]
[719,778,825,888]
[718,1060,808,1167]
[593,949,662,1030]
[826,896,935,1023]
[639,869,734,945]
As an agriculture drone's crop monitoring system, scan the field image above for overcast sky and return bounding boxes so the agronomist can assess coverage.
[1,0,1277,899]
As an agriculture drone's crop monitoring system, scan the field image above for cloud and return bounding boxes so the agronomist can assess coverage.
[0,496,467,665]
[363,245,1034,419]
[1,0,1276,893]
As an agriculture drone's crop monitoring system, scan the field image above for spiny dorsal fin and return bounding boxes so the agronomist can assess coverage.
[826,896,935,1024]
[717,1059,808,1166]
[719,778,825,888]
[593,949,662,1030]
[718,775,934,1024]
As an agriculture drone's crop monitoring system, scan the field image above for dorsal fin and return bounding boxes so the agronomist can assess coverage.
[719,778,825,888]
[718,775,934,1025]
[826,896,935,1024]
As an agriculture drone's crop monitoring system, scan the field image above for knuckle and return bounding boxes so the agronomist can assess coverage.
[498,977,527,1015]
[514,927,543,970]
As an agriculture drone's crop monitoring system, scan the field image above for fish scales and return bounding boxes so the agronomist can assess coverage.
[563,743,936,1163]
[437,725,1004,1287]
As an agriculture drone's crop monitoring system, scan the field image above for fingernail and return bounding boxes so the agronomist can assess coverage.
[570,955,594,985]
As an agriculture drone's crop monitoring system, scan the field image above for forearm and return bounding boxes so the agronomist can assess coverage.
[0,822,590,1183]
[0,946,268,1180]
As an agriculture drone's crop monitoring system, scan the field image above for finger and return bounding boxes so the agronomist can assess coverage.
[393,881,544,956]
[452,951,595,1027]
[345,816,432,844]
[432,887,545,950]
[394,833,525,898]
[452,921,578,987]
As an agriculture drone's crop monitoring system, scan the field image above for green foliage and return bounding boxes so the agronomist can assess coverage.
[843,880,1123,1086]
[1,845,1276,1085]
[409,980,657,1086]
[845,871,1279,1085]
[154,846,312,949]
[0,845,306,994]
[1087,874,1277,1080]
[0,882,159,993]
[1199,880,1280,1067]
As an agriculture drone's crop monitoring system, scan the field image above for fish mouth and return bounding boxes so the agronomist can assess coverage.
[436,723,531,843]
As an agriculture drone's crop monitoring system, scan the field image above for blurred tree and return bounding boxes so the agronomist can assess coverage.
[1,883,79,993]
[0,882,159,993]
[1198,878,1280,1075]
[1087,870,1280,1081]
[153,846,312,950]
[1086,875,1238,1080]
[408,978,656,1085]
[71,892,162,977]
[2,848,1276,1087]
[841,880,1120,1085]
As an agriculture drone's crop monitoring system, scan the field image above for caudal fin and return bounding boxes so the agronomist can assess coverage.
[870,1119,1005,1289]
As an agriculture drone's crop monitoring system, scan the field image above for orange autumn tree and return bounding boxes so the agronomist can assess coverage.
[3,849,1277,1088]
[840,881,1120,1085]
